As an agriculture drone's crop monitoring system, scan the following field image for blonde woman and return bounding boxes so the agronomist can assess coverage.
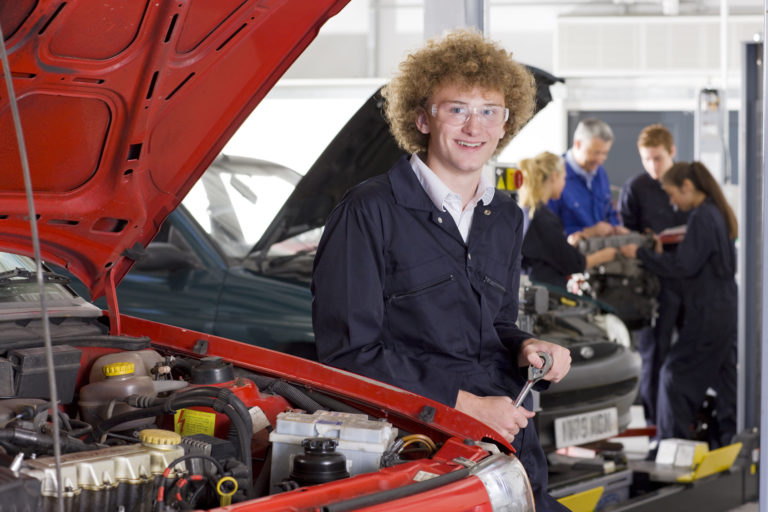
[519,151,617,288]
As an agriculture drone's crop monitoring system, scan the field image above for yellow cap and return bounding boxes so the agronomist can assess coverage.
[102,362,135,377]
[139,429,182,446]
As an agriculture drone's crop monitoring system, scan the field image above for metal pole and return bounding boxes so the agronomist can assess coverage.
[738,40,763,439]
[758,5,768,511]
[720,0,731,184]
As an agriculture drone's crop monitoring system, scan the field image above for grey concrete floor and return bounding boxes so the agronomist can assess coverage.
[728,502,758,512]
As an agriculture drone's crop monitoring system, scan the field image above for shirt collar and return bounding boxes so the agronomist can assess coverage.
[410,153,495,211]
[565,149,596,189]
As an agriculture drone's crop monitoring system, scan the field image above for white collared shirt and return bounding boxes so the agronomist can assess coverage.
[410,153,495,243]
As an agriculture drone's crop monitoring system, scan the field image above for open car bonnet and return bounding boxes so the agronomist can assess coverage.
[0,0,349,299]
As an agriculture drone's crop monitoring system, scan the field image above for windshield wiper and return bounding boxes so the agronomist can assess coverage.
[0,267,71,286]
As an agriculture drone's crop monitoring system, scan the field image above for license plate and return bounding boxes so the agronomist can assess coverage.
[554,407,619,449]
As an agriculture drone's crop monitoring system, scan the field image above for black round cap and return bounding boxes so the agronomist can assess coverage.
[289,437,349,486]
[189,356,234,384]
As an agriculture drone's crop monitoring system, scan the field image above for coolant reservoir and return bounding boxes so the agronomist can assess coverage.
[88,349,164,382]
[79,362,157,431]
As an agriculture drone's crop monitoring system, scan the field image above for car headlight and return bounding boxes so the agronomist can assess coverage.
[594,313,631,347]
[471,454,535,512]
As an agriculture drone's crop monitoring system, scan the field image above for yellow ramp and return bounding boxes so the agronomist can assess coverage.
[677,442,743,483]
[557,486,604,512]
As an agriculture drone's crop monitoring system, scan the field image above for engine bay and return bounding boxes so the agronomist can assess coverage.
[0,323,502,512]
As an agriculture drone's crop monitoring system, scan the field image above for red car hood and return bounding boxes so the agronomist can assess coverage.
[0,0,349,299]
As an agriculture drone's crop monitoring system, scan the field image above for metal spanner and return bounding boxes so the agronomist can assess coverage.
[514,352,553,408]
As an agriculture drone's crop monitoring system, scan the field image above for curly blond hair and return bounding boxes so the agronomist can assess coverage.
[518,151,564,217]
[381,29,536,156]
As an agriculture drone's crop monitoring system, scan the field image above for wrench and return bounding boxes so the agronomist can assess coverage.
[514,352,553,408]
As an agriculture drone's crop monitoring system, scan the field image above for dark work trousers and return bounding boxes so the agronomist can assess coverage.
[656,301,737,447]
[636,282,683,425]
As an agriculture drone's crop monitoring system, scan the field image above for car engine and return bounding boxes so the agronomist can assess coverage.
[0,337,470,512]
[575,231,660,331]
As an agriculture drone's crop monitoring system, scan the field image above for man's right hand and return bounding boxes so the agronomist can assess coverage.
[455,390,535,444]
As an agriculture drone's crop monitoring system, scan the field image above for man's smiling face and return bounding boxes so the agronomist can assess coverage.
[417,83,506,178]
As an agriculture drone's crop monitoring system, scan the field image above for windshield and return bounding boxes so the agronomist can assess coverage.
[0,253,70,300]
[183,156,300,259]
[0,252,100,318]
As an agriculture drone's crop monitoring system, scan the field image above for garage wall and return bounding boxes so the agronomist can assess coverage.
[228,0,762,179]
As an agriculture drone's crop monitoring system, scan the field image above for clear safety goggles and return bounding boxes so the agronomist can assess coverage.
[430,102,510,127]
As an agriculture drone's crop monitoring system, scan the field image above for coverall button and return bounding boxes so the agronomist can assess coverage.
[484,209,491,216]
[437,216,443,224]
[467,253,472,260]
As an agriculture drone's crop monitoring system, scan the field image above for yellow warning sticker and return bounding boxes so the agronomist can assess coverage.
[174,408,216,436]
[494,166,524,191]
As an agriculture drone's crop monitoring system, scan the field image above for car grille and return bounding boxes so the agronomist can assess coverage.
[540,377,639,409]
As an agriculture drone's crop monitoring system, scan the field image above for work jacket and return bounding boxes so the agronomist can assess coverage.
[312,156,532,406]
[548,159,619,235]
[522,203,586,288]
[312,156,568,511]
[619,172,688,235]
[637,198,736,331]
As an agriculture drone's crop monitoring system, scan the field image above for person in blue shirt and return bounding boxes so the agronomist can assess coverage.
[519,151,618,289]
[621,161,737,448]
[618,124,689,426]
[312,29,571,511]
[548,118,628,237]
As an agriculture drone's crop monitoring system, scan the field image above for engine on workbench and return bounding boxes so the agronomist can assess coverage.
[575,231,660,331]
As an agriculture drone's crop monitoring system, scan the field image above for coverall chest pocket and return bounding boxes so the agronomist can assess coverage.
[384,258,463,354]
[482,273,507,314]
[478,253,511,316]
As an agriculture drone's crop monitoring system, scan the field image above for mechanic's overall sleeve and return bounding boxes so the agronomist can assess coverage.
[598,170,621,226]
[604,198,621,226]
[312,196,463,405]
[523,207,586,277]
[637,205,714,279]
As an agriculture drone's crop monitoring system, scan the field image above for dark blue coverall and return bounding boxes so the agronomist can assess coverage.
[522,203,586,289]
[619,172,689,424]
[547,158,620,235]
[312,157,568,511]
[636,199,736,446]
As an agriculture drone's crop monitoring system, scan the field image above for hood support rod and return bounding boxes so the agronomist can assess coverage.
[105,268,122,336]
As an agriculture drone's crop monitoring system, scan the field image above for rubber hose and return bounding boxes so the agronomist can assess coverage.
[238,373,323,412]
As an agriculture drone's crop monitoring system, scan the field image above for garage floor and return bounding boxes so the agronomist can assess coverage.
[729,503,758,512]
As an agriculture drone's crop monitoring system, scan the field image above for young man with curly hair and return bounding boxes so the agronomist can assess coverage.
[312,29,571,510]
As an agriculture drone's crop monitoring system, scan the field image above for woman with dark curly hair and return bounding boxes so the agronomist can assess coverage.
[312,29,571,511]
[621,161,737,448]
